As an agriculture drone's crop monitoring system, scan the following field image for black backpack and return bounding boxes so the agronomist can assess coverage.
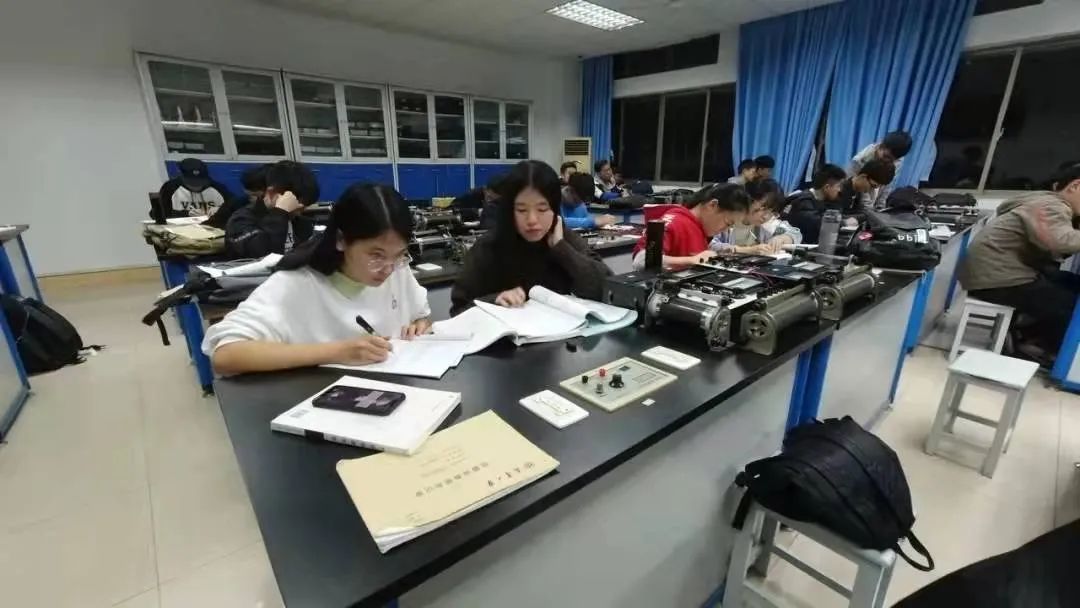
[856,199,941,270]
[734,416,934,571]
[0,295,92,374]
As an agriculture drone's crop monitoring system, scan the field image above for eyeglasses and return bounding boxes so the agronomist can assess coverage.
[365,252,413,271]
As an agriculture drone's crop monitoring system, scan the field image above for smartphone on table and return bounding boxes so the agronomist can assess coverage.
[312,385,406,416]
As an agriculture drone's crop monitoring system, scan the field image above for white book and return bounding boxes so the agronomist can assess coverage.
[197,253,282,278]
[431,286,635,352]
[271,375,461,455]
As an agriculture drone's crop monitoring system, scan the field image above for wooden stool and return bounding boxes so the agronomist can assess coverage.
[724,502,896,608]
[925,349,1039,478]
[948,297,1014,362]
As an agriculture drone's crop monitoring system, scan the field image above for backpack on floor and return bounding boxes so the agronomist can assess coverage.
[733,416,935,571]
[0,295,92,374]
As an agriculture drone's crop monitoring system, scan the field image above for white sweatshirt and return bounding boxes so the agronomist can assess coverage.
[201,267,431,355]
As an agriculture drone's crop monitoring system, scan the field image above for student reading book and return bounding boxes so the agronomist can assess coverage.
[203,183,432,375]
[450,160,612,317]
[631,182,750,269]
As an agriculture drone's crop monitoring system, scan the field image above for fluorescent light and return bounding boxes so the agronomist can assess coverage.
[547,0,643,31]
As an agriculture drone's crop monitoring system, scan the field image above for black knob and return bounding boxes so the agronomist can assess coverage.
[581,375,589,384]
[610,373,625,389]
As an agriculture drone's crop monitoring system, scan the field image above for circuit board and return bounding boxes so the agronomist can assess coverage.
[558,357,677,412]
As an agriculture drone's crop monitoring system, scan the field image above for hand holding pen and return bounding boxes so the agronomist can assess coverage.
[332,315,392,365]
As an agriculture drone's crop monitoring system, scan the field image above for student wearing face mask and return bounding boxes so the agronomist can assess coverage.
[711,179,802,254]
[204,183,432,375]
[631,182,751,269]
[450,160,612,316]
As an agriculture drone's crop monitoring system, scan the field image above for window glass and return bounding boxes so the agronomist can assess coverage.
[618,96,660,180]
[659,93,707,182]
[701,87,736,184]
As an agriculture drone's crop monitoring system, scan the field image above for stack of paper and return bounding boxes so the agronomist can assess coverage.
[270,375,461,454]
[325,334,474,379]
[197,253,282,278]
[336,411,559,552]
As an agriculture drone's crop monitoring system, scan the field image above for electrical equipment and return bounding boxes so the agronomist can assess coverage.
[558,358,677,411]
[815,265,880,321]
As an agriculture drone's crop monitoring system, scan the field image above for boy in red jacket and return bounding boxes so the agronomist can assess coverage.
[632,183,750,269]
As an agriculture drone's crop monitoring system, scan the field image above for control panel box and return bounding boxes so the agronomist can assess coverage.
[559,357,677,411]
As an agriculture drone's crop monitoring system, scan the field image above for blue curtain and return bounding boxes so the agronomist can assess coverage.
[825,0,977,186]
[580,55,614,165]
[734,3,846,192]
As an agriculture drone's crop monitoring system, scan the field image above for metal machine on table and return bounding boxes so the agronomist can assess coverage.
[408,208,487,278]
[576,225,643,252]
[603,253,880,356]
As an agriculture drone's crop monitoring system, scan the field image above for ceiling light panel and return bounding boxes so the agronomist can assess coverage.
[546,0,644,31]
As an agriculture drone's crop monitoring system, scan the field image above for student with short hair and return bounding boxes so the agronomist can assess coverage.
[204,183,432,376]
[452,177,503,229]
[753,155,776,180]
[958,163,1080,357]
[561,173,616,230]
[226,160,320,258]
[784,162,894,243]
[204,164,266,229]
[850,130,912,208]
[593,159,623,200]
[559,161,578,184]
[728,159,757,185]
[631,182,750,269]
[451,160,611,315]
[711,179,802,254]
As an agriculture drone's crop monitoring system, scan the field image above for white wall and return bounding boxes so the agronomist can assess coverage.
[0,0,580,275]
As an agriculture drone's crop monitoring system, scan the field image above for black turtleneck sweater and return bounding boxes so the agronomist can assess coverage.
[449,229,611,316]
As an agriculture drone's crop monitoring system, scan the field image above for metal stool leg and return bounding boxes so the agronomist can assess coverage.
[849,562,886,608]
[944,381,967,434]
[723,505,760,608]
[948,307,972,362]
[927,375,959,455]
[750,513,779,578]
[982,389,1022,478]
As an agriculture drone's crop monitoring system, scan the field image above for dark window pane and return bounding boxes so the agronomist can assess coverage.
[987,44,1080,190]
[927,53,1013,188]
[619,96,660,180]
[701,87,736,183]
[611,99,623,167]
[659,93,707,182]
[614,35,718,79]
[974,0,1043,16]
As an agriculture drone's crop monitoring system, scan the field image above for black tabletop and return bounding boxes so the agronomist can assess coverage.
[216,322,832,608]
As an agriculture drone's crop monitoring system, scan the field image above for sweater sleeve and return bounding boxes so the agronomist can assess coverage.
[201,273,293,354]
[549,231,612,300]
[1017,199,1080,256]
[226,206,291,258]
[402,271,432,321]
[450,242,500,317]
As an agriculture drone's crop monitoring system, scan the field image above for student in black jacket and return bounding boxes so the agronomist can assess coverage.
[450,160,611,316]
[784,161,895,243]
[451,175,504,230]
[225,160,320,259]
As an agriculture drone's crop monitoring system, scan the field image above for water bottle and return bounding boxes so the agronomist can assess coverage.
[818,209,841,256]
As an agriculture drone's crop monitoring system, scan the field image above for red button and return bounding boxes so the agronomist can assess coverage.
[598,368,607,378]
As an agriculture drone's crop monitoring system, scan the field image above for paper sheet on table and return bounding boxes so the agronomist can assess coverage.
[579,310,638,337]
[432,307,515,354]
[197,253,282,279]
[336,410,559,552]
[474,299,584,341]
[325,336,471,379]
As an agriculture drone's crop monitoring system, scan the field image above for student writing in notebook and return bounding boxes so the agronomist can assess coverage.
[710,179,802,254]
[450,160,611,316]
[631,182,750,269]
[203,184,432,375]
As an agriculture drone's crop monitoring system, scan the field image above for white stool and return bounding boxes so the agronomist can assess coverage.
[724,502,896,608]
[925,349,1039,478]
[948,297,1015,362]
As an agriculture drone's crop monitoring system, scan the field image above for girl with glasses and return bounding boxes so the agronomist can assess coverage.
[451,160,612,316]
[204,183,431,375]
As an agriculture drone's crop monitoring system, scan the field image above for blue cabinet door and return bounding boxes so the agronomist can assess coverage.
[398,165,438,202]
[473,164,515,188]
[309,164,395,202]
[437,165,471,197]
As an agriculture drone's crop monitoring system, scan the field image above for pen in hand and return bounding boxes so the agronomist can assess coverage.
[355,314,377,335]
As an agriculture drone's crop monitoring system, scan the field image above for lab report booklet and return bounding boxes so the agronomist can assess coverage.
[336,410,559,553]
[431,286,636,352]
[270,375,460,455]
[324,334,474,379]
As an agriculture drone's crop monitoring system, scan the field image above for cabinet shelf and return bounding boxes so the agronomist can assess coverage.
[474,120,499,125]
[156,87,213,99]
[229,95,276,104]
[350,134,385,139]
[395,109,427,116]
[294,100,336,109]
[346,105,382,111]
[475,140,499,144]
[398,137,430,141]
[435,113,464,119]
[298,131,340,139]
[162,122,219,133]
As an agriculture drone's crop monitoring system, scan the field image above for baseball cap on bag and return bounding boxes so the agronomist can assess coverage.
[178,158,211,192]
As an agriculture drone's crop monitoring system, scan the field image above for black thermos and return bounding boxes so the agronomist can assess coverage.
[645,220,665,271]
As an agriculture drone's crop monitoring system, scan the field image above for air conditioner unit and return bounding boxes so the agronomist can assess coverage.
[562,137,592,173]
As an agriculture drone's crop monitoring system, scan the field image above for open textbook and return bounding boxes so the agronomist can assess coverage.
[336,410,559,552]
[433,286,637,351]
[324,288,635,378]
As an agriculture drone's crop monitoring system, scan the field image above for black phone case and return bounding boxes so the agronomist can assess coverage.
[312,386,406,416]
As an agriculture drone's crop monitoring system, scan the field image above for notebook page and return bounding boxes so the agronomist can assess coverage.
[474,299,584,340]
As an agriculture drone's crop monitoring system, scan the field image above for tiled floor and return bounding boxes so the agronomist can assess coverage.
[0,277,1077,607]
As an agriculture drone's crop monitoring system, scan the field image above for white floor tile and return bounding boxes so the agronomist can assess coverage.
[158,542,283,608]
